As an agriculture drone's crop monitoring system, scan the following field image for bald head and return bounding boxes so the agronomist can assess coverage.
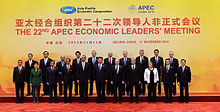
[115,59,119,65]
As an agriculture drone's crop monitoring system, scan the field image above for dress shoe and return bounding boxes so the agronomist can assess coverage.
[79,100,84,103]
[49,100,52,103]
[119,100,122,104]
[129,100,133,103]
[113,100,117,103]
[55,100,58,103]
[185,101,189,103]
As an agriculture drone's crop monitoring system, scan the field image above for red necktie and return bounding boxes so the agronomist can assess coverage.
[109,58,112,65]
[67,66,69,72]
[19,67,21,74]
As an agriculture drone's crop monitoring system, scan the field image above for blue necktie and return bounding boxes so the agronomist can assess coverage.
[170,59,172,64]
[124,58,126,66]
[99,65,101,71]
[93,58,95,65]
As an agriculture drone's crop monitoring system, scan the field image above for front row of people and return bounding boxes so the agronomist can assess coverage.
[13,57,191,104]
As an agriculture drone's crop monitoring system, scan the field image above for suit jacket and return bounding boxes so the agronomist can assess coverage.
[104,57,116,80]
[77,62,91,81]
[62,65,74,82]
[150,56,164,73]
[13,66,26,83]
[111,65,125,82]
[162,66,175,84]
[127,65,141,83]
[46,67,59,85]
[167,58,179,74]
[136,56,148,70]
[30,69,43,87]
[72,58,81,81]
[177,66,191,84]
[40,58,53,76]
[119,57,131,67]
[94,64,107,83]
[88,57,98,77]
[25,60,37,82]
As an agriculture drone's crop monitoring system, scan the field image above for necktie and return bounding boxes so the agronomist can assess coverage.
[167,67,169,73]
[156,57,158,64]
[170,59,172,64]
[115,66,118,73]
[140,57,142,64]
[109,58,112,65]
[62,61,64,67]
[82,63,85,70]
[182,67,184,73]
[124,58,126,66]
[51,67,53,71]
[132,65,135,72]
[67,66,69,72]
[93,58,95,65]
[99,64,101,71]
[19,67,21,74]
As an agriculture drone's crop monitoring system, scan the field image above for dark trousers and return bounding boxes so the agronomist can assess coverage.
[43,75,49,95]
[26,82,31,95]
[49,84,57,102]
[157,74,161,95]
[15,82,24,102]
[164,84,173,102]
[32,86,40,102]
[138,77,146,95]
[75,80,79,95]
[58,75,63,96]
[107,80,113,95]
[89,76,94,95]
[148,83,156,102]
[113,81,122,101]
[129,82,139,101]
[122,81,129,95]
[79,80,88,101]
[96,82,105,102]
[180,83,189,102]
[173,76,177,95]
[64,81,73,102]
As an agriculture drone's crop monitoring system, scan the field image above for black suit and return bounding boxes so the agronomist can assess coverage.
[46,67,59,102]
[104,57,115,95]
[62,65,74,102]
[128,65,141,102]
[72,58,81,95]
[150,56,163,95]
[13,66,26,103]
[40,58,53,95]
[162,66,175,102]
[77,62,91,102]
[167,58,179,95]
[136,56,148,95]
[94,64,107,102]
[119,57,131,95]
[177,66,191,102]
[25,60,37,95]
[88,57,98,95]
[56,61,66,96]
[111,65,124,102]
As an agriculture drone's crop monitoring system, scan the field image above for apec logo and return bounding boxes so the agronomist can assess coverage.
[129,5,155,13]
[60,6,76,14]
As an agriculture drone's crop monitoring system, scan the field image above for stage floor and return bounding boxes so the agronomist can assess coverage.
[0,102,220,112]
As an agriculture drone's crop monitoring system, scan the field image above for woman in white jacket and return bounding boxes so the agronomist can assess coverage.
[144,62,159,103]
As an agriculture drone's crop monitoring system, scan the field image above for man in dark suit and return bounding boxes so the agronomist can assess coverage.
[13,60,26,103]
[88,50,98,96]
[150,49,164,96]
[72,51,81,96]
[62,58,74,103]
[77,55,91,103]
[94,57,107,103]
[111,59,125,103]
[25,53,37,96]
[56,56,66,96]
[128,58,141,103]
[46,60,59,103]
[162,59,175,103]
[104,52,115,96]
[177,59,191,103]
[40,51,53,96]
[136,49,148,95]
[119,51,131,96]
[168,51,179,95]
